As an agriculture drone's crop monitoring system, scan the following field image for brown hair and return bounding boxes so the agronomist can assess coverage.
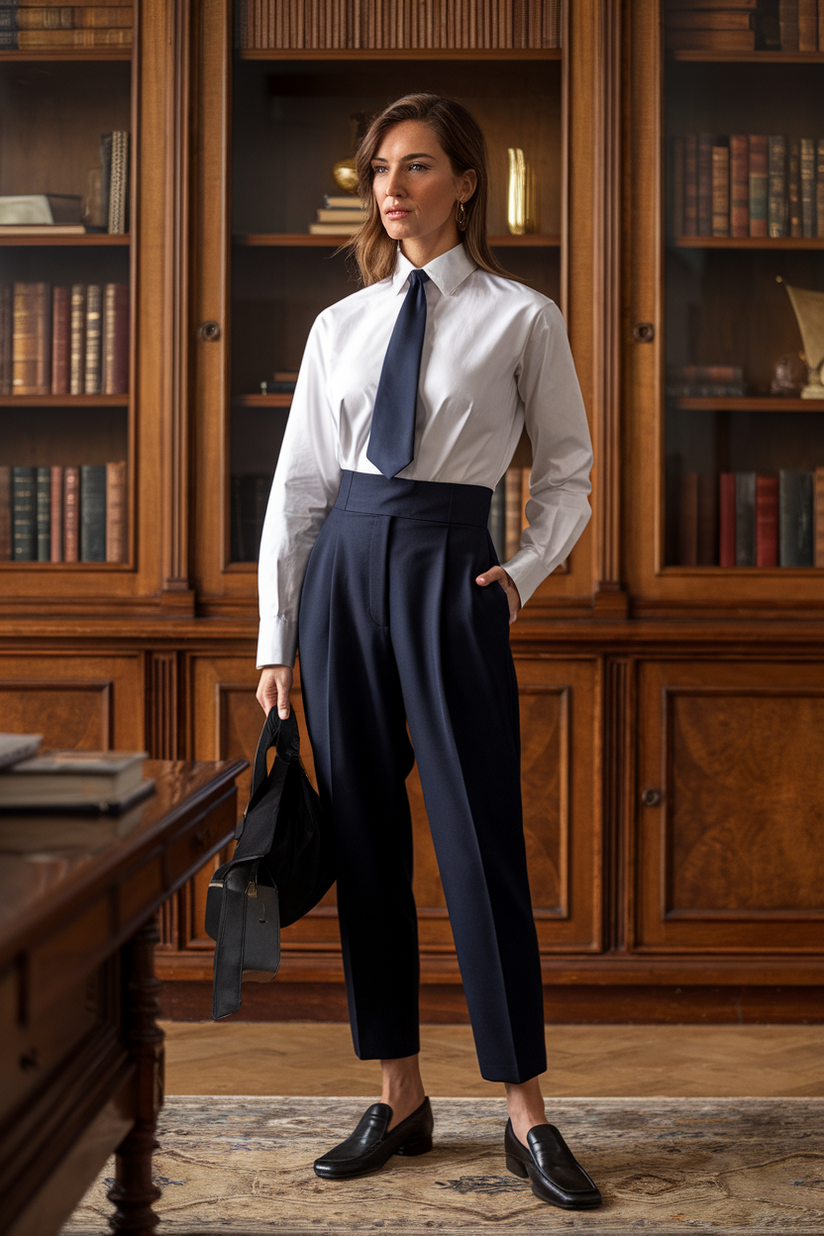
[345,92,514,286]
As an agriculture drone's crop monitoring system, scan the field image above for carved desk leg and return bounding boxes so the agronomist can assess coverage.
[107,915,165,1235]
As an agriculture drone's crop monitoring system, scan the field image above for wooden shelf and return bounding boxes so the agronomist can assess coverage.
[673,236,824,249]
[0,234,130,247]
[233,394,292,407]
[237,48,562,61]
[0,50,132,61]
[234,233,561,247]
[673,397,824,412]
[671,50,824,64]
[0,395,129,407]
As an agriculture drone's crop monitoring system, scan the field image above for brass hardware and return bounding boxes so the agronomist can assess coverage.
[198,320,221,342]
[633,322,655,342]
[641,788,662,807]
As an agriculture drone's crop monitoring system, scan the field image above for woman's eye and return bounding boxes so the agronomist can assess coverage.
[373,166,387,175]
[409,163,427,172]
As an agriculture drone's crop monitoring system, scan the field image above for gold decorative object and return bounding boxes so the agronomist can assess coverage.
[507,147,537,235]
[332,111,372,197]
[778,277,824,398]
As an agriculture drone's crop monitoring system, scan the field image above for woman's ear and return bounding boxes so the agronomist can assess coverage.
[462,168,479,201]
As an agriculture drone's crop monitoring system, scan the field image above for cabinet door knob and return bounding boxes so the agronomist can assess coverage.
[198,320,221,342]
[633,321,655,342]
[641,787,662,807]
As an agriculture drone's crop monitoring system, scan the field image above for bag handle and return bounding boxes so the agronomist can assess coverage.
[250,707,300,799]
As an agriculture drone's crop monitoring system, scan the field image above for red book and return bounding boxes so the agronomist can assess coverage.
[755,474,779,567]
[102,282,129,395]
[63,465,79,562]
[719,473,736,567]
[730,135,749,237]
[49,464,63,562]
[51,286,70,395]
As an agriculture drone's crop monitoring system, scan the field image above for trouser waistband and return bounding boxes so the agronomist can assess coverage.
[334,470,492,526]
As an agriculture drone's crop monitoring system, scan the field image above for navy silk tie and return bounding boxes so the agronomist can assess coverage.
[366,269,430,478]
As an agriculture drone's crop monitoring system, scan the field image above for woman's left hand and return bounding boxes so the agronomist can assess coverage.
[475,565,521,624]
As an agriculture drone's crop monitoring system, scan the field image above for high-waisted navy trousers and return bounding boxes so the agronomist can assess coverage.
[298,470,546,1084]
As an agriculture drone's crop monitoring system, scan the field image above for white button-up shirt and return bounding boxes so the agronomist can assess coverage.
[257,241,593,668]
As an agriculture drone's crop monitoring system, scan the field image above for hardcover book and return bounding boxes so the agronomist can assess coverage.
[80,463,106,561]
[779,470,814,567]
[35,464,50,562]
[12,465,36,561]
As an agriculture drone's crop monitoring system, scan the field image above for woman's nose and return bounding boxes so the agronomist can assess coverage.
[384,170,406,197]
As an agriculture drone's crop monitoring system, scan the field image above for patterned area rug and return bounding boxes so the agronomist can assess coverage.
[62,1095,824,1234]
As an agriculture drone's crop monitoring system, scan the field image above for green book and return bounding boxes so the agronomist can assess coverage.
[12,465,35,561]
[36,465,50,562]
[80,464,106,562]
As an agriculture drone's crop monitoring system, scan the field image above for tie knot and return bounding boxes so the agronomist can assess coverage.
[408,269,430,288]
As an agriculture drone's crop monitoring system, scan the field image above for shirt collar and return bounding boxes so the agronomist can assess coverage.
[391,242,477,297]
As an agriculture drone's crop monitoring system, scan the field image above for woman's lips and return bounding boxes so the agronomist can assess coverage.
[385,208,410,219]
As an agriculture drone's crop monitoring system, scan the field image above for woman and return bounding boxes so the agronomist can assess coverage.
[255,92,599,1211]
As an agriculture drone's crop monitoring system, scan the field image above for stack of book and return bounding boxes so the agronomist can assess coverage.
[309,195,365,236]
[236,0,561,50]
[259,369,298,394]
[0,4,133,49]
[672,133,824,240]
[664,1,822,52]
[0,734,152,815]
[666,364,746,397]
[0,461,127,563]
[677,468,824,567]
[0,282,129,397]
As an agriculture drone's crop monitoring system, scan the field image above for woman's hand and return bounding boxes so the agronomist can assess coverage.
[475,566,521,624]
[256,665,293,719]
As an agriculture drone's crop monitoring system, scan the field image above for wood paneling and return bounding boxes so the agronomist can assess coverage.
[636,660,824,951]
[0,654,144,750]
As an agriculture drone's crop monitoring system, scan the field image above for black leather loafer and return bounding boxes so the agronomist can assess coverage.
[313,1097,434,1179]
[505,1119,602,1209]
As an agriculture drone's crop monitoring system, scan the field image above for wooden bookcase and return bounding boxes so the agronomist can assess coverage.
[3,0,824,1024]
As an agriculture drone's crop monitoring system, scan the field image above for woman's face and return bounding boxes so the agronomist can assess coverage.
[370,120,477,256]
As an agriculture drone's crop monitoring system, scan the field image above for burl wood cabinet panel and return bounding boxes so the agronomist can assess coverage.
[635,659,824,952]
[187,652,601,960]
[0,654,145,751]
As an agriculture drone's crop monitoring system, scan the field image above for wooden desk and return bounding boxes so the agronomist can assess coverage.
[0,759,246,1236]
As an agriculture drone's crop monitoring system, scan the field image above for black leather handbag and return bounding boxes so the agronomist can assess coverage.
[205,707,334,1019]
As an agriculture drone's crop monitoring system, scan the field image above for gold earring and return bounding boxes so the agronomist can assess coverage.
[456,199,468,231]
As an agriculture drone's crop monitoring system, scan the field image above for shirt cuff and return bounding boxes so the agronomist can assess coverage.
[256,617,299,670]
[501,548,553,607]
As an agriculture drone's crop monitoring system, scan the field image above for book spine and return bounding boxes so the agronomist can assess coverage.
[672,136,684,238]
[779,469,814,566]
[12,281,50,396]
[779,0,800,48]
[697,473,718,566]
[817,138,824,238]
[51,284,70,394]
[788,137,802,237]
[0,283,11,395]
[767,134,787,238]
[35,464,50,561]
[70,283,85,395]
[0,465,11,560]
[17,26,132,44]
[684,133,698,235]
[798,0,817,48]
[84,284,102,394]
[815,467,824,567]
[735,472,756,566]
[697,132,713,236]
[15,8,74,29]
[748,135,768,237]
[74,7,135,27]
[103,282,129,394]
[63,465,79,562]
[105,459,126,562]
[755,474,778,568]
[729,134,749,237]
[50,463,62,562]
[80,463,106,561]
[711,140,729,236]
[820,0,824,48]
[12,465,36,561]
[504,465,522,559]
[107,130,129,234]
[679,472,698,566]
[665,29,755,50]
[719,472,736,568]
[801,137,815,237]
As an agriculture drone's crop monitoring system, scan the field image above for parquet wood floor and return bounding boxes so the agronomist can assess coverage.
[161,1022,824,1098]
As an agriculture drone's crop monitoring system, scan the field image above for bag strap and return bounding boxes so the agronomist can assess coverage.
[212,859,258,1019]
[250,707,300,798]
